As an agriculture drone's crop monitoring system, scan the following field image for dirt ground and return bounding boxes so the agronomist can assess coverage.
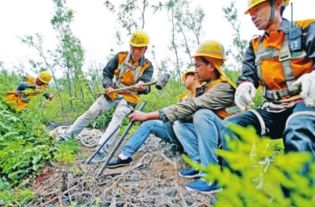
[26,135,214,207]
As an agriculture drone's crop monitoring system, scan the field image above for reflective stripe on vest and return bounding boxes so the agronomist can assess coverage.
[254,32,307,101]
[116,53,143,88]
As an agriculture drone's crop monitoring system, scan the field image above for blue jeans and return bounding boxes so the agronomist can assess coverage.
[173,109,224,167]
[222,102,315,155]
[121,120,180,157]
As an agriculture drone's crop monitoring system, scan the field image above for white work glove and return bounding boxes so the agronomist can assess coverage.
[293,70,315,107]
[235,82,256,111]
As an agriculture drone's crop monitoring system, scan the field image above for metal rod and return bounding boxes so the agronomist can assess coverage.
[96,101,147,177]
[85,125,120,164]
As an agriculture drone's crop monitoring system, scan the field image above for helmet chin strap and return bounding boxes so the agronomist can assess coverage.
[265,0,275,30]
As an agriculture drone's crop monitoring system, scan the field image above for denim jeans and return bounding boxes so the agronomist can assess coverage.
[173,109,224,167]
[121,120,179,157]
[65,96,132,152]
[222,102,315,155]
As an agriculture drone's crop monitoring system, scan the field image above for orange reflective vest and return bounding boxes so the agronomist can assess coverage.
[205,77,236,119]
[4,77,48,112]
[242,19,315,102]
[104,52,153,104]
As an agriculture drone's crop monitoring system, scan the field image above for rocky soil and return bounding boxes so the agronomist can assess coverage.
[26,134,213,207]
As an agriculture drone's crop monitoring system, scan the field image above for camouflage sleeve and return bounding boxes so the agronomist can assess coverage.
[161,83,235,122]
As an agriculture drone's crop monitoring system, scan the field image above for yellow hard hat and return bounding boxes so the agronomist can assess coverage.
[245,0,289,14]
[130,30,150,47]
[282,0,290,7]
[192,40,225,60]
[25,75,35,85]
[193,40,225,76]
[38,71,52,84]
[182,66,196,81]
[245,0,268,14]
[193,40,236,88]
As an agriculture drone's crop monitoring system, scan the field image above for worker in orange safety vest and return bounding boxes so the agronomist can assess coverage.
[222,0,315,158]
[4,71,54,112]
[60,30,154,164]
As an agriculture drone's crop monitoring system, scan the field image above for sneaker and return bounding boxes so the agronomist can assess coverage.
[179,168,202,178]
[88,150,107,164]
[107,157,132,169]
[185,179,222,193]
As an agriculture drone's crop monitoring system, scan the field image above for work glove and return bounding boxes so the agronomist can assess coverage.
[293,70,315,107]
[235,81,256,111]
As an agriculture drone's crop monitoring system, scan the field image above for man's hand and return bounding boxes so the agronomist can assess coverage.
[293,71,315,107]
[105,87,118,101]
[235,82,256,111]
[16,90,22,97]
[118,89,131,95]
[135,81,146,91]
[105,87,115,94]
[128,110,149,122]
[48,94,54,100]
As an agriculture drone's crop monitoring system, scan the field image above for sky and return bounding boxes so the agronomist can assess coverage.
[0,0,314,76]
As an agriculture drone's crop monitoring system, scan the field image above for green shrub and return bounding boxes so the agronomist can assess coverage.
[54,139,80,164]
[0,103,53,184]
[0,179,33,206]
[141,80,185,112]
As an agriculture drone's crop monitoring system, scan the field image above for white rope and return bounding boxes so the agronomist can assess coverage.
[77,129,102,148]
[50,126,101,148]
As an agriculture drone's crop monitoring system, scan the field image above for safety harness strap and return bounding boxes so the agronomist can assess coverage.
[249,109,268,136]
[254,30,307,101]
[116,53,144,88]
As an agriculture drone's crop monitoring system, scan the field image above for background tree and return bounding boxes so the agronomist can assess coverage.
[152,0,205,80]
[51,0,88,108]
[20,34,66,119]
[222,1,247,74]
[20,0,96,120]
[104,0,149,44]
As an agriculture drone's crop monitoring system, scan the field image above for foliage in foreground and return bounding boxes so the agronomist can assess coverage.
[185,125,315,207]
[0,102,53,205]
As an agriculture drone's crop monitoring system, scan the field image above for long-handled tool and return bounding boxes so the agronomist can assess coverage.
[96,101,147,177]
[96,73,170,96]
[85,125,121,164]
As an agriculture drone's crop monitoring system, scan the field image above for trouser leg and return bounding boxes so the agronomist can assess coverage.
[122,120,176,158]
[65,96,115,140]
[97,99,133,152]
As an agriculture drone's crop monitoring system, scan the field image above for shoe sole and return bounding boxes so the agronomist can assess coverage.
[86,159,103,165]
[107,163,131,169]
[86,154,107,165]
[185,186,223,194]
[178,172,202,179]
